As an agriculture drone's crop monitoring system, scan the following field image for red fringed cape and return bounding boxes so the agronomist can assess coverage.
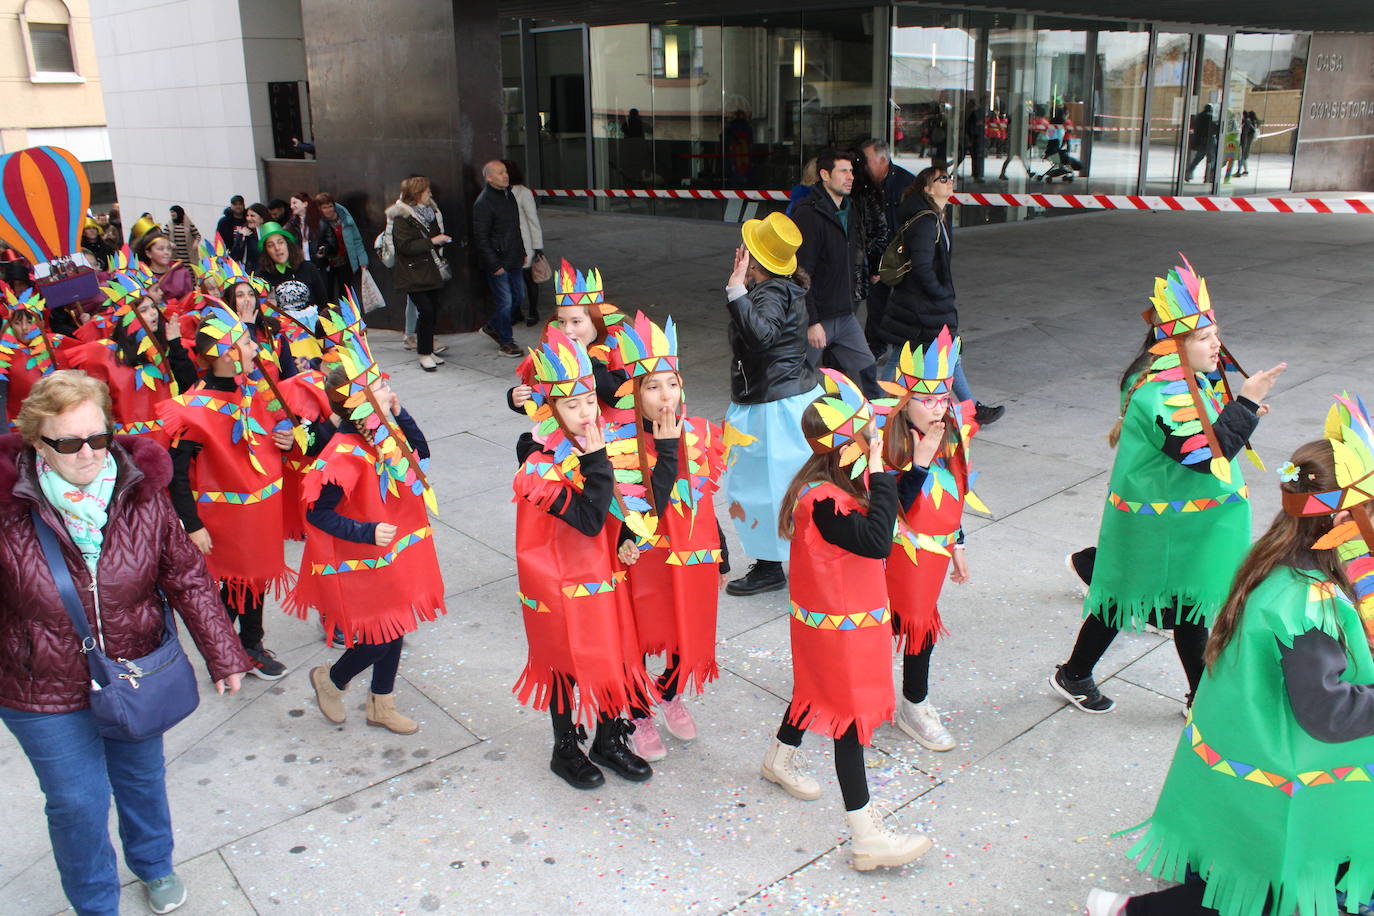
[622,417,726,696]
[157,383,290,605]
[1,335,72,426]
[273,369,331,541]
[67,342,175,445]
[886,400,979,651]
[787,482,894,745]
[512,448,655,728]
[286,432,445,647]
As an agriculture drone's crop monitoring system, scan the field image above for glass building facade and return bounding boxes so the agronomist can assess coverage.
[501,7,1310,224]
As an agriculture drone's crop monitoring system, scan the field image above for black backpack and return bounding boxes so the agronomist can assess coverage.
[876,209,936,287]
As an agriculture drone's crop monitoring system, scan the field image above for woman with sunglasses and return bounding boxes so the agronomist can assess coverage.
[877,328,985,753]
[0,370,251,916]
[877,166,1004,427]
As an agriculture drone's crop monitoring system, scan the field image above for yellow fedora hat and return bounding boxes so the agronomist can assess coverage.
[741,210,801,276]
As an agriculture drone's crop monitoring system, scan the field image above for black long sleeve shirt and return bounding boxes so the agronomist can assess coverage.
[1157,396,1260,471]
[546,449,614,537]
[1280,629,1374,743]
[811,473,899,559]
[306,410,429,544]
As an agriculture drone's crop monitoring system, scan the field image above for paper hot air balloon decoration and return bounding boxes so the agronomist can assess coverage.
[0,146,91,266]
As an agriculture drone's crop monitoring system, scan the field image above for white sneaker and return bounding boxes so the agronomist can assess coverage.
[896,699,956,751]
[1085,888,1131,916]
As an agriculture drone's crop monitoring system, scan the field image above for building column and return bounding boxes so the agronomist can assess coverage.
[300,0,504,331]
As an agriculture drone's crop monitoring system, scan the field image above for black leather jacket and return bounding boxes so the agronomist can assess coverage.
[727,278,818,404]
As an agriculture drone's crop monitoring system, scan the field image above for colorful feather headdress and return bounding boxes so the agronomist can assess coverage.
[0,286,57,377]
[319,289,437,514]
[609,311,680,411]
[217,255,270,297]
[808,368,874,479]
[879,326,959,398]
[191,235,231,282]
[195,302,250,372]
[554,259,604,307]
[1292,393,1374,636]
[1132,255,1256,484]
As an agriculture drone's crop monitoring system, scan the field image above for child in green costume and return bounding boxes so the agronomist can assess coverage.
[1087,392,1374,916]
[1052,258,1286,714]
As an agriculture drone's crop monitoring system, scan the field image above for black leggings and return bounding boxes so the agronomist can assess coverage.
[628,654,683,719]
[408,287,441,356]
[1065,613,1209,694]
[220,583,264,649]
[777,707,869,811]
[548,680,619,738]
[329,637,403,694]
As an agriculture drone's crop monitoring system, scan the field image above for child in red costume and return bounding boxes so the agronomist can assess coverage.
[0,286,73,427]
[294,295,444,735]
[67,257,198,444]
[761,368,933,872]
[607,311,729,763]
[160,305,302,680]
[876,328,986,752]
[513,327,657,790]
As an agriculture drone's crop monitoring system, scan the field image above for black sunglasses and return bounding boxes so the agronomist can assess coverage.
[933,174,953,183]
[41,432,114,454]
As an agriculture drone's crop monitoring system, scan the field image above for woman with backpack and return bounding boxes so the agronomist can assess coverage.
[878,166,1003,426]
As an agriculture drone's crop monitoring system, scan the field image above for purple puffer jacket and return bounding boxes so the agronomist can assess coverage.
[0,433,252,713]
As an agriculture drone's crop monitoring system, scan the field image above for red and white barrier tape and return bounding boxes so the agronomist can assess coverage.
[535,188,1373,214]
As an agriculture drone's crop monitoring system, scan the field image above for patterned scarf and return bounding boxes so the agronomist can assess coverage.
[37,451,117,572]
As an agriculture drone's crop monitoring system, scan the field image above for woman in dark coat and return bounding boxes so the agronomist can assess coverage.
[879,166,1003,425]
[386,176,451,372]
[0,371,251,916]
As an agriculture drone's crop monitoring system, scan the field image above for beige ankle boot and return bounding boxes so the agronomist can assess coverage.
[366,692,418,735]
[310,666,347,723]
[760,738,821,800]
[844,802,933,871]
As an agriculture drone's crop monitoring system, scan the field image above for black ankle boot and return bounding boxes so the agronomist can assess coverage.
[589,718,653,782]
[725,560,786,597]
[550,726,605,790]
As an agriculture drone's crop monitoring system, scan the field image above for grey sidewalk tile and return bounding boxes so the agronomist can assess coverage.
[732,681,1182,915]
[218,674,934,915]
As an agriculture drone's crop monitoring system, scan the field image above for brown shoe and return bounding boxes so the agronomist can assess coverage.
[310,665,346,723]
[366,692,418,735]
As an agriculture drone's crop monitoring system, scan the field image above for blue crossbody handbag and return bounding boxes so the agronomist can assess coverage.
[31,506,200,741]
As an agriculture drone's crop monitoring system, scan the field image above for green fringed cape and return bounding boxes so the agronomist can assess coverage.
[1086,377,1251,630]
[1126,567,1374,916]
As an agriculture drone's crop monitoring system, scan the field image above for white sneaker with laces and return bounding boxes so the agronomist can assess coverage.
[896,698,956,751]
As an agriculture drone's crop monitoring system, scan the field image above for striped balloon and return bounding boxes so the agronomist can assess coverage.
[0,146,91,264]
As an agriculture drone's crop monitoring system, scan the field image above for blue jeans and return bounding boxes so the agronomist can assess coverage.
[484,269,523,346]
[0,706,174,916]
[881,346,975,402]
[404,297,417,336]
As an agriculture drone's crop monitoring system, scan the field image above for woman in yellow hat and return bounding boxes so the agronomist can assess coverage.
[80,217,115,267]
[722,210,822,596]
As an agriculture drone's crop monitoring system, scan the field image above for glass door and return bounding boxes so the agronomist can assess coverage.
[533,27,590,194]
[1142,31,1190,195]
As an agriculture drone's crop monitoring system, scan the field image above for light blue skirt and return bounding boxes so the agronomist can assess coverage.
[723,386,821,562]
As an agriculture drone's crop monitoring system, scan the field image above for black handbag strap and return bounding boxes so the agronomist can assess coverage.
[30,505,104,675]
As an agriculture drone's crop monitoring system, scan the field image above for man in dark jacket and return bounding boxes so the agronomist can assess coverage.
[791,149,879,399]
[215,195,248,250]
[471,161,525,355]
[1185,104,1217,182]
[859,138,915,360]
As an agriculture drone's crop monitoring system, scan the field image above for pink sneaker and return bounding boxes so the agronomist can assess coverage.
[630,717,667,761]
[659,696,697,741]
